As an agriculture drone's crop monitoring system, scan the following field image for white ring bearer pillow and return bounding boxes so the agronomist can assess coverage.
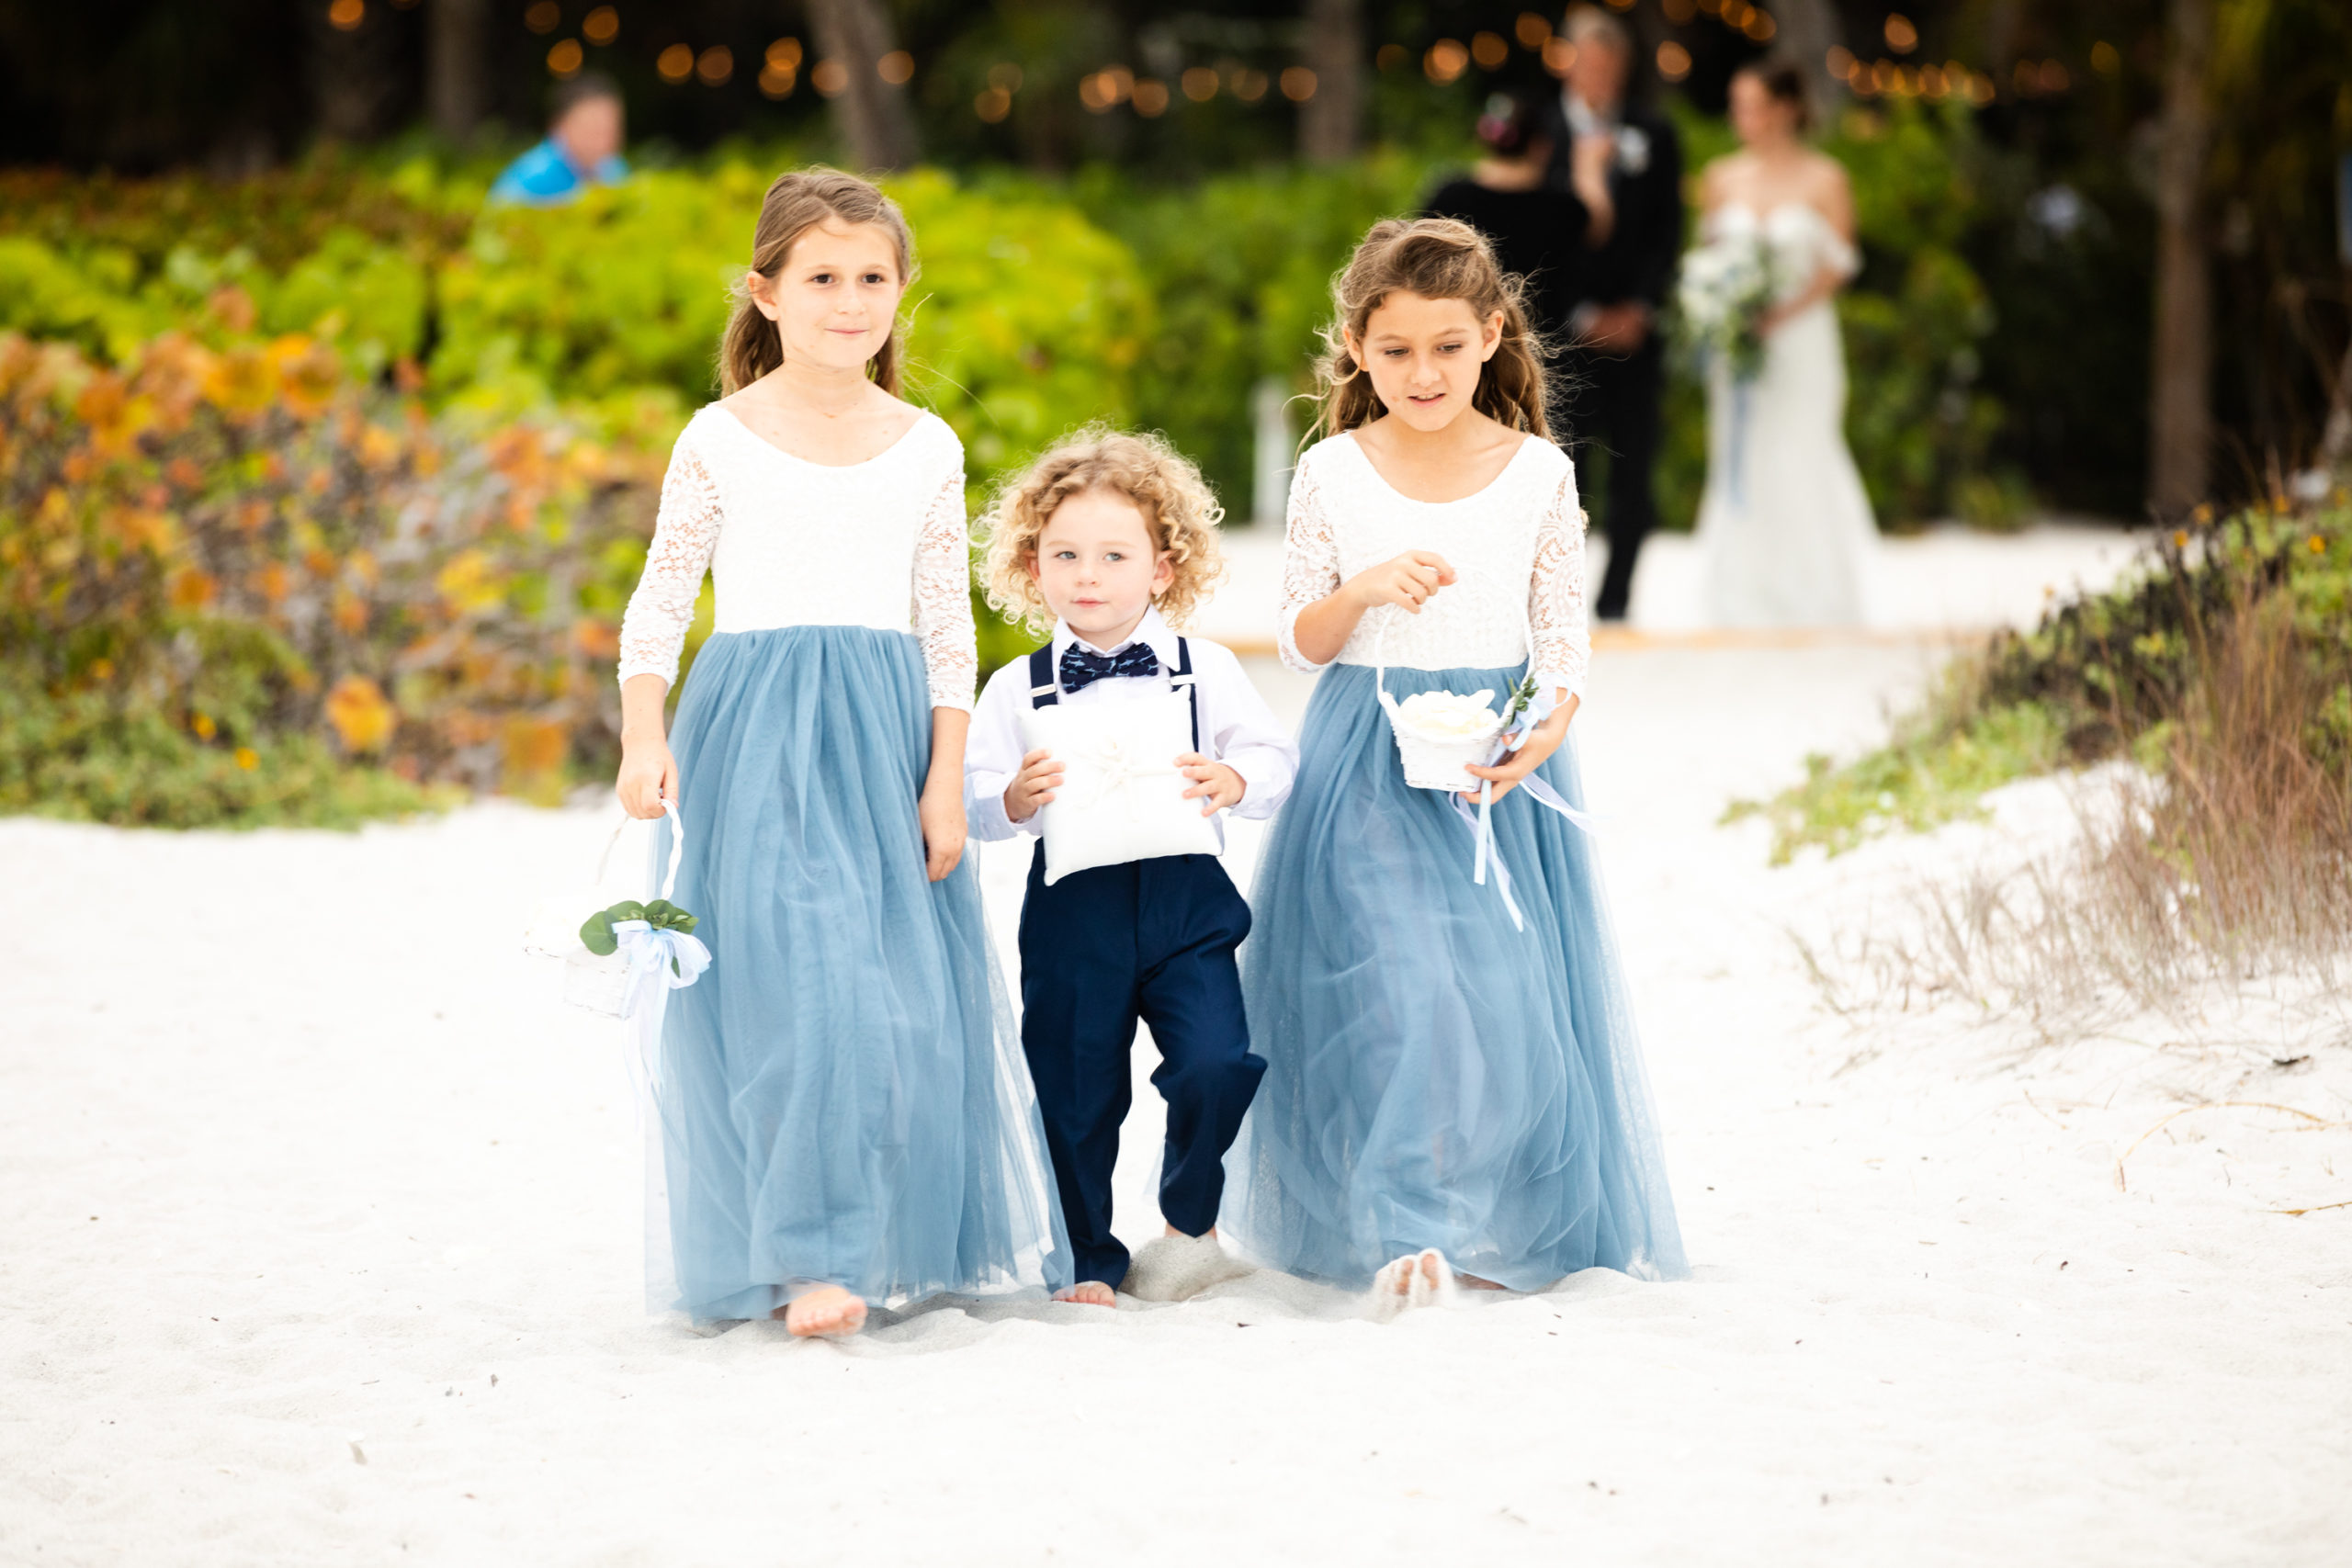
[1020,653,1220,886]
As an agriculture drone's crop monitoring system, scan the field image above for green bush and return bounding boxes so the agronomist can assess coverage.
[1732,498,2352,861]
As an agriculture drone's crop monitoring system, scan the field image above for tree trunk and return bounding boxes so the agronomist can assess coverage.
[807,0,921,173]
[2149,0,2214,517]
[1299,0,1363,164]
[427,0,491,144]
[1770,0,1844,120]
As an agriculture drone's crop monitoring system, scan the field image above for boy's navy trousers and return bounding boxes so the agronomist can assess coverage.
[1018,845,1265,1288]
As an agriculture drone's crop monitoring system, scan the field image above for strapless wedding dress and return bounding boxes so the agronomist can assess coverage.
[1691,203,1879,626]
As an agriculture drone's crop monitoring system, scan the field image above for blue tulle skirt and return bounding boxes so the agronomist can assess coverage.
[1224,661,1687,1291]
[650,626,1070,1321]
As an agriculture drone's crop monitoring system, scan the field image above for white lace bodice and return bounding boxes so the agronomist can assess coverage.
[616,405,978,710]
[1702,202,1859,302]
[1276,434,1589,695]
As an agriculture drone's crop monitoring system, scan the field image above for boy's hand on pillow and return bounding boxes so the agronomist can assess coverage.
[1177,754,1246,816]
[1004,747,1064,824]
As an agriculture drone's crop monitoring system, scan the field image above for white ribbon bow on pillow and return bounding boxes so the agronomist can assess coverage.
[1067,733,1184,818]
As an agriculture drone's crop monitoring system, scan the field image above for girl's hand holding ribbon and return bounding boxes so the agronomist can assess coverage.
[1461,690,1578,805]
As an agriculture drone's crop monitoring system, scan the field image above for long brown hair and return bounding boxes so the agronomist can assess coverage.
[1311,217,1551,441]
[718,167,917,397]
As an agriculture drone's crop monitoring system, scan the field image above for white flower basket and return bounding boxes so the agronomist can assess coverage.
[522,800,688,1020]
[1373,570,1531,794]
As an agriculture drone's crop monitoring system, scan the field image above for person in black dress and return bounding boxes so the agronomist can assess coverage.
[1424,91,1615,381]
[1542,5,1686,621]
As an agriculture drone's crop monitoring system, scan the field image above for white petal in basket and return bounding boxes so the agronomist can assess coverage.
[1021,691,1218,886]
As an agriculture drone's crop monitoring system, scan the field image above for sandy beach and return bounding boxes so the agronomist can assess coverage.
[7,553,2351,1562]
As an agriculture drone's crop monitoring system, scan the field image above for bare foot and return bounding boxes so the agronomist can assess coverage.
[1055,1280,1117,1307]
[778,1284,866,1338]
[1370,1249,1454,1314]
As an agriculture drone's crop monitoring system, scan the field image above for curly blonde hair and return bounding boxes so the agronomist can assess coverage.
[979,428,1228,639]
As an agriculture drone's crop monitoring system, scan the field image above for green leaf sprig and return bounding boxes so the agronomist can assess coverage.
[1500,673,1540,727]
[580,899,700,973]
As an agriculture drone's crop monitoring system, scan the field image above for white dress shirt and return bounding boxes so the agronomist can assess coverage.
[965,606,1298,847]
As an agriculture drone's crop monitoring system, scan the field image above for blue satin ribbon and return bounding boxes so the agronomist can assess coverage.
[612,918,712,1109]
[1443,709,1603,933]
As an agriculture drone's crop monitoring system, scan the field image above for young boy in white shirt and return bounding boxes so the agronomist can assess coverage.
[967,430,1297,1306]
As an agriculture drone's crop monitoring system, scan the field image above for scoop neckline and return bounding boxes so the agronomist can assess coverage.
[1339,429,1540,505]
[710,402,933,470]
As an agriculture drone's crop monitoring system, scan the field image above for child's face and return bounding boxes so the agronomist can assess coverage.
[1344,290,1505,434]
[750,220,906,378]
[1028,487,1174,649]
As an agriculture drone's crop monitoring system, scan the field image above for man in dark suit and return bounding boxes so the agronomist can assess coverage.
[1543,6,1684,621]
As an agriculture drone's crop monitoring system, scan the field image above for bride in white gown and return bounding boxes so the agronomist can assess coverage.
[1690,61,1877,626]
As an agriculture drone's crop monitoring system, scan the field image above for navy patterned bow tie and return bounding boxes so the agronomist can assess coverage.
[1058,640,1160,694]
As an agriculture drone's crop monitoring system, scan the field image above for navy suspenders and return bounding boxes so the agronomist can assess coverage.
[1028,637,1201,752]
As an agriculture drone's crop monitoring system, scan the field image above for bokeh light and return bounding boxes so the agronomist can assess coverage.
[1657,41,1692,82]
[582,6,617,46]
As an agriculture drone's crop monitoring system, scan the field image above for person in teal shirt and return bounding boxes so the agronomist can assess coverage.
[490,73,628,206]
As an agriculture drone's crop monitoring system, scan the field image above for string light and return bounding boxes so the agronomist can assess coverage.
[582,6,617,46]
[878,50,913,85]
[1424,39,1468,84]
[1134,78,1170,116]
[327,0,366,31]
[1181,64,1218,100]
[1514,13,1551,49]
[547,39,583,77]
[811,58,848,96]
[695,44,731,86]
[766,38,803,72]
[1280,66,1317,102]
[1471,31,1510,69]
[1230,67,1268,103]
[975,86,1011,122]
[1884,14,1918,53]
[656,43,693,84]
[524,2,559,35]
[1657,40,1692,82]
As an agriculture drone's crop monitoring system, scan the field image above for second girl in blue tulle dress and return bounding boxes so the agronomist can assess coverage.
[1225,218,1686,1305]
[613,170,1068,1334]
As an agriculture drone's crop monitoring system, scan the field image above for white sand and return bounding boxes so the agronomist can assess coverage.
[8,624,2351,1563]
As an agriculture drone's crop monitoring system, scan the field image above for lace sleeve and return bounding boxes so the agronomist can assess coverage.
[616,438,722,688]
[911,467,978,713]
[1275,454,1341,673]
[1528,468,1591,698]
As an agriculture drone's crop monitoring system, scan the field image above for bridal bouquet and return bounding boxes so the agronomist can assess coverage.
[1677,234,1781,382]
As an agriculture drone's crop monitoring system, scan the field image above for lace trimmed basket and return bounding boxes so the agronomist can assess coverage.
[1373,570,1531,794]
[521,800,689,1020]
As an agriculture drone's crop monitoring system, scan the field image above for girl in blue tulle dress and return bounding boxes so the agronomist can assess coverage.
[613,169,1068,1334]
[1224,218,1686,1306]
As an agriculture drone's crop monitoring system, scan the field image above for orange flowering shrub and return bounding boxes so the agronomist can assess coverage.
[0,330,666,824]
